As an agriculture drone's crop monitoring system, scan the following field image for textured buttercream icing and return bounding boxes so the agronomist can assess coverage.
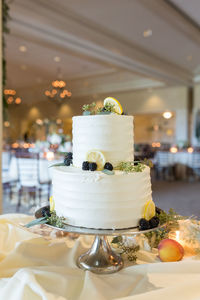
[53,165,152,229]
[73,115,134,168]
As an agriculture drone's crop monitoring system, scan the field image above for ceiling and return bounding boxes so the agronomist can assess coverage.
[5,0,200,98]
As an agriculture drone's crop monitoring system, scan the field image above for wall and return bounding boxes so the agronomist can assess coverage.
[100,86,188,144]
[5,85,188,145]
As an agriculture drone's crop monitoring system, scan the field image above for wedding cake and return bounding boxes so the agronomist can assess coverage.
[52,97,156,229]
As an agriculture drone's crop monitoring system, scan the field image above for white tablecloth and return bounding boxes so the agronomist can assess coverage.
[154,151,195,167]
[0,214,200,300]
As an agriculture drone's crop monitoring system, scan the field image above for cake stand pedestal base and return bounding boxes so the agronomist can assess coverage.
[77,235,123,274]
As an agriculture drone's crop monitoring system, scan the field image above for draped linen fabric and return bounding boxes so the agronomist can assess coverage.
[0,214,199,300]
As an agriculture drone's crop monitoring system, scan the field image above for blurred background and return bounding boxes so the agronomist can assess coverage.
[2,0,200,216]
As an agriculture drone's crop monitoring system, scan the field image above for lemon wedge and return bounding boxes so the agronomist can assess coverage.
[104,97,123,115]
[142,199,155,221]
[49,196,55,212]
[86,150,106,171]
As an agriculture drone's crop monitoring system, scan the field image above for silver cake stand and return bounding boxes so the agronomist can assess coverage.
[35,206,164,274]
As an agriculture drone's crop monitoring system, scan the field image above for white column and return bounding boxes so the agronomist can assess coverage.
[175,108,188,146]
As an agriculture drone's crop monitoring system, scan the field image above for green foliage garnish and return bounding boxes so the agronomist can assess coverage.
[25,211,65,229]
[101,169,115,175]
[97,103,116,114]
[144,228,169,249]
[49,163,65,168]
[111,237,140,262]
[46,211,65,228]
[25,217,48,228]
[82,102,96,114]
[82,101,119,115]
[144,208,185,248]
[111,208,185,252]
[143,158,153,168]
[115,162,145,173]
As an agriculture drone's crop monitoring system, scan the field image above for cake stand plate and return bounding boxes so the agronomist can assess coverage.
[35,206,164,274]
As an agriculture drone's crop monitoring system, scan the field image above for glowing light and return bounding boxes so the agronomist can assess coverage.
[163,111,172,119]
[4,121,10,127]
[56,119,62,125]
[54,56,61,62]
[23,143,29,148]
[12,143,19,148]
[170,146,178,153]
[152,142,161,148]
[187,147,194,153]
[143,29,152,37]
[36,119,43,126]
[19,45,27,52]
[15,97,22,104]
[46,151,54,161]
[7,97,14,104]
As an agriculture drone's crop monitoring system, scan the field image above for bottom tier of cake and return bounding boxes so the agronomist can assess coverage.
[52,165,152,229]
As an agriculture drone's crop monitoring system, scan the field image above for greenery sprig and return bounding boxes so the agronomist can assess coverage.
[112,236,140,262]
[25,210,65,229]
[82,102,96,115]
[115,161,145,173]
[46,211,65,228]
[111,208,185,254]
[97,103,116,114]
[144,208,185,248]
[82,101,120,115]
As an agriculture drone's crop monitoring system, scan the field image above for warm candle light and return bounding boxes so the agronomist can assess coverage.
[46,151,54,161]
[170,146,178,153]
[175,230,180,242]
[187,147,194,153]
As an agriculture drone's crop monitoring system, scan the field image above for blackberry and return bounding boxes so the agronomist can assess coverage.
[104,162,113,171]
[89,162,97,171]
[66,152,73,160]
[64,157,71,166]
[138,218,150,231]
[149,216,160,228]
[41,206,51,217]
[156,207,162,215]
[82,161,89,171]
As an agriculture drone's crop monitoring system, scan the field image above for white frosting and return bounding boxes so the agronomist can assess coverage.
[52,166,152,229]
[72,115,134,168]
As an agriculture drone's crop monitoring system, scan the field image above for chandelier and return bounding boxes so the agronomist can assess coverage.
[4,89,22,105]
[45,80,72,102]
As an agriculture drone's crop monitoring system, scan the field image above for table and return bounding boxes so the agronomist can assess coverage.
[0,214,200,300]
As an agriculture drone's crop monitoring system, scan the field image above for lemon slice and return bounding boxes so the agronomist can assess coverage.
[104,97,123,115]
[142,200,155,221]
[49,196,55,212]
[86,150,106,171]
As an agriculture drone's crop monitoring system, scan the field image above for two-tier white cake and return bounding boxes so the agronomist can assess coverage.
[52,102,153,229]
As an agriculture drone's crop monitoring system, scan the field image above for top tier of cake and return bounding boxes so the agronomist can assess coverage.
[73,114,134,168]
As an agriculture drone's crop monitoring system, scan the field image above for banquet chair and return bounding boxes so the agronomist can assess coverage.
[2,151,18,200]
[154,151,174,180]
[2,151,11,172]
[16,152,51,211]
[188,153,200,180]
